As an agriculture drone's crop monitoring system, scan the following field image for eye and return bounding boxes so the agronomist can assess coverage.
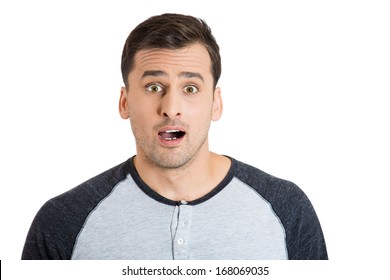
[184,85,198,94]
[146,84,164,93]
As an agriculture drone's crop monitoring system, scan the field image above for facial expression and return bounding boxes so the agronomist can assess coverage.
[119,43,222,169]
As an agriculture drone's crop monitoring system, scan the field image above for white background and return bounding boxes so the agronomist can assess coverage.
[1,0,389,278]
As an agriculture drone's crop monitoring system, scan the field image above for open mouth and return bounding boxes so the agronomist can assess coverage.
[158,130,186,141]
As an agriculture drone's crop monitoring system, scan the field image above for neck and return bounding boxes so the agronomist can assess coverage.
[134,149,230,202]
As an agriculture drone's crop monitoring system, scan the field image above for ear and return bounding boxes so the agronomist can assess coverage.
[211,87,223,121]
[119,87,129,119]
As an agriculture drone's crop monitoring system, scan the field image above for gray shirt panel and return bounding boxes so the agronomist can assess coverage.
[71,175,286,259]
[188,177,287,259]
[71,174,175,259]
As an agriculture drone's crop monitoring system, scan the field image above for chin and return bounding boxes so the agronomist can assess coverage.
[149,153,193,170]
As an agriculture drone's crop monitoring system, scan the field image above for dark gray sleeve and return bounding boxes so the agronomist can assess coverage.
[235,161,328,260]
[22,197,85,259]
[266,177,328,260]
[21,160,131,260]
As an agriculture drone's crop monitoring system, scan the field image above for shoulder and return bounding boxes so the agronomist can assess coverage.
[231,158,328,260]
[45,159,131,214]
[233,159,306,205]
[39,158,131,225]
[22,159,131,259]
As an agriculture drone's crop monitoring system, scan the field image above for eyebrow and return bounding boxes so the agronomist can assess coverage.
[180,71,204,81]
[142,70,204,81]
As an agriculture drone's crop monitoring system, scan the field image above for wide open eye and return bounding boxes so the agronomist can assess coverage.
[146,84,164,93]
[184,85,198,94]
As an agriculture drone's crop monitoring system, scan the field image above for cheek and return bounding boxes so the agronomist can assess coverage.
[128,95,151,116]
[196,98,214,116]
[186,101,213,127]
[128,101,157,131]
[128,102,144,126]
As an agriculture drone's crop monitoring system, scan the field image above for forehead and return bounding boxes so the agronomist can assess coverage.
[132,43,212,78]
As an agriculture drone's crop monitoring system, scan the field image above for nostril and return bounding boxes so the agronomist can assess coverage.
[162,111,181,118]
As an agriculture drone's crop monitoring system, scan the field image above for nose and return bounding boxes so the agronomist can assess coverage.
[159,90,182,119]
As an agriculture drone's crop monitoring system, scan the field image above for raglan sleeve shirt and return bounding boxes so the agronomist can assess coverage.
[22,157,328,260]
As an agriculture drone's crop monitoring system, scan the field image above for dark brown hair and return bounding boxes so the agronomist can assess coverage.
[121,13,221,89]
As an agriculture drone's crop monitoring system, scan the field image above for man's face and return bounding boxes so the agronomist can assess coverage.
[119,43,222,169]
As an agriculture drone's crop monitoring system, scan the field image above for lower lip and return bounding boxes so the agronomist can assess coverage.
[158,134,185,147]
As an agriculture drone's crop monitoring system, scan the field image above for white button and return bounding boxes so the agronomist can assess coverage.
[181,200,188,205]
[177,238,184,245]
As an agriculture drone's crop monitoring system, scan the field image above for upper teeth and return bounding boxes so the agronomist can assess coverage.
[165,130,180,133]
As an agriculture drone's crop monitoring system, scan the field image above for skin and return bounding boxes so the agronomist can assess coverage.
[119,43,231,202]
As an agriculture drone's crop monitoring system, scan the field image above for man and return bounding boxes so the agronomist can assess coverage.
[22,13,328,260]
